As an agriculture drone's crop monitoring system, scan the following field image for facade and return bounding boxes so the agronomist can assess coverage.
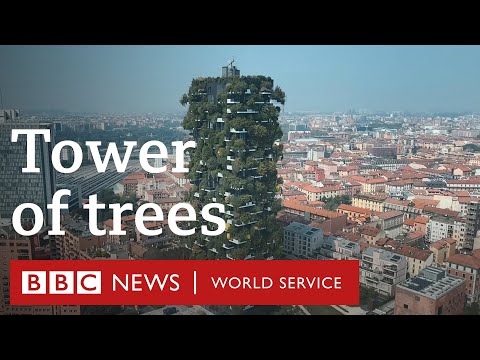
[358,225,383,244]
[51,218,106,260]
[360,247,407,297]
[0,229,80,315]
[283,222,323,258]
[337,204,373,222]
[465,200,480,251]
[183,64,285,260]
[373,210,404,238]
[446,254,480,304]
[383,241,433,277]
[352,193,387,212]
[413,216,429,235]
[426,216,467,249]
[0,112,56,225]
[394,267,465,315]
[307,146,325,161]
[446,179,480,192]
[429,238,457,266]
[299,185,345,200]
[385,180,414,197]
[384,198,423,219]
[360,178,387,194]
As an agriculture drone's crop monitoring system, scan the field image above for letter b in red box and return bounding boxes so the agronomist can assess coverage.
[21,271,101,295]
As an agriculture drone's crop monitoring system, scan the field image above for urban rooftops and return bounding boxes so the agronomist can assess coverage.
[396,266,464,300]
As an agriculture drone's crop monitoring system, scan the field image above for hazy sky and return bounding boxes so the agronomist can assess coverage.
[1,45,479,114]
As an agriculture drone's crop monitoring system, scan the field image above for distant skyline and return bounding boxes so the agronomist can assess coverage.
[1,45,480,114]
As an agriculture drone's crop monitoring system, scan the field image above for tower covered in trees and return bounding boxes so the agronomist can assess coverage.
[181,62,285,260]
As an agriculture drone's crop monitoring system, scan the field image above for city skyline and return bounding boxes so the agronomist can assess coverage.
[1,45,480,114]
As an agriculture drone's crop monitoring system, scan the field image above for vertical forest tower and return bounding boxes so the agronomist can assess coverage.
[181,61,285,260]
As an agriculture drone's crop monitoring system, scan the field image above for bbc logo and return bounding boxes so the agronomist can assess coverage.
[22,271,102,294]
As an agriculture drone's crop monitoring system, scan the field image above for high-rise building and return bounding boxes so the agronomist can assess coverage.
[465,200,480,251]
[0,111,56,225]
[181,63,285,260]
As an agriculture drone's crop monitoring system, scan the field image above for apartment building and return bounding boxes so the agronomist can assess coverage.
[360,178,388,194]
[52,218,106,260]
[337,204,373,222]
[360,247,407,297]
[352,193,388,212]
[372,210,404,238]
[426,216,467,249]
[299,184,345,201]
[312,236,360,260]
[382,240,433,277]
[283,222,323,258]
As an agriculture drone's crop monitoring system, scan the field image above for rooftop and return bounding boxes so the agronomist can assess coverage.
[396,267,464,300]
[374,210,404,220]
[353,193,389,201]
[363,247,405,263]
[447,254,480,270]
[285,222,322,236]
[337,204,373,216]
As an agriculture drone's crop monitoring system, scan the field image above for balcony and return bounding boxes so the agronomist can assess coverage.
[239,202,255,208]
[383,270,396,278]
[384,264,397,271]
[237,109,258,115]
[363,256,373,263]
[230,128,248,134]
[229,238,247,245]
[193,240,205,248]
[226,165,233,171]
[222,243,234,250]
[227,156,235,161]
[380,277,393,284]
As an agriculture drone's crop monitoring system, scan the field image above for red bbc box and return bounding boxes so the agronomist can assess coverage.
[10,260,359,305]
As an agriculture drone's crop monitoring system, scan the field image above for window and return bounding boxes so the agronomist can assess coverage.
[463,274,466,278]
[403,304,409,309]
[414,296,420,301]
[437,306,443,315]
